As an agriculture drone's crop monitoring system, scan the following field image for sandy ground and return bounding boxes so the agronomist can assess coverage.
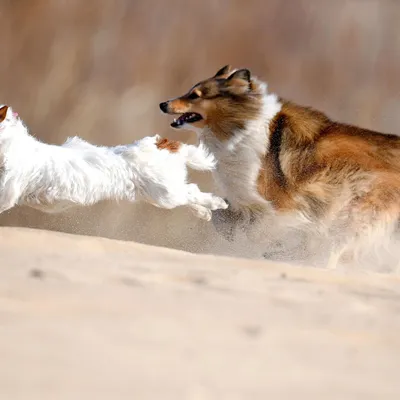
[0,227,399,399]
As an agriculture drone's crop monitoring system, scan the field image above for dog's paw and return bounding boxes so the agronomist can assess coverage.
[200,209,212,221]
[190,205,212,221]
[209,196,229,211]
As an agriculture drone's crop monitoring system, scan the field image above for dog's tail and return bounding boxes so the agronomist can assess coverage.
[181,143,216,171]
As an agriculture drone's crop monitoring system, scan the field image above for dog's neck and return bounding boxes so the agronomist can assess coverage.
[0,120,34,143]
[199,87,282,209]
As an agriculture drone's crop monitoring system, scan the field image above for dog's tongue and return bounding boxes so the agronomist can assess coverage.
[171,112,202,128]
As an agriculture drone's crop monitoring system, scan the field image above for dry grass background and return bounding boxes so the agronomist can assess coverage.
[1,0,400,256]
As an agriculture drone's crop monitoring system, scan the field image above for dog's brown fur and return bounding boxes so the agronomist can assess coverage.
[258,100,400,222]
[155,137,181,153]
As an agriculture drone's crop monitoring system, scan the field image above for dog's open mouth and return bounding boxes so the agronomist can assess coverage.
[171,112,203,128]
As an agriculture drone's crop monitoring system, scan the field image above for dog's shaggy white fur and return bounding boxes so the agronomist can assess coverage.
[0,105,227,220]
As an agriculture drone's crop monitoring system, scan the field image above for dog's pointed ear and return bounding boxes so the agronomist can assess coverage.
[0,105,8,122]
[223,69,252,95]
[214,65,233,78]
[227,69,251,83]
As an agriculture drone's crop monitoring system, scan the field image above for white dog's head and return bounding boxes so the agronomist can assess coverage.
[0,105,19,130]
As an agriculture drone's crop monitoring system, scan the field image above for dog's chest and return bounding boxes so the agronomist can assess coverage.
[202,123,270,208]
[212,148,265,206]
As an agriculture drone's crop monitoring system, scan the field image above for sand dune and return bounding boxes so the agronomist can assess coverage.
[1,2,400,398]
[0,226,399,399]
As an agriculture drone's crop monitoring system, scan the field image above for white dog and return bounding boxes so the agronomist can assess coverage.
[0,105,227,220]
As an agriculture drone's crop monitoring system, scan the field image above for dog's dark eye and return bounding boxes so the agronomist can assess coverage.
[188,92,199,100]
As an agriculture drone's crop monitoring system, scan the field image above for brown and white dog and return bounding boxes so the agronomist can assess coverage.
[160,65,400,268]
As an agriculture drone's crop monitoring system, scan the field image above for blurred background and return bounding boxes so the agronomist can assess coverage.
[1,0,400,256]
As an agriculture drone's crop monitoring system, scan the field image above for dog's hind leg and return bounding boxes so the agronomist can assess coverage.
[211,203,243,242]
[0,184,20,214]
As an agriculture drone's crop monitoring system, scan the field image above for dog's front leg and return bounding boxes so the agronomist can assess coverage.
[188,204,212,221]
[185,184,228,221]
[211,202,245,242]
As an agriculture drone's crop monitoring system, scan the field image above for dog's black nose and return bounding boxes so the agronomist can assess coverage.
[159,102,169,113]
